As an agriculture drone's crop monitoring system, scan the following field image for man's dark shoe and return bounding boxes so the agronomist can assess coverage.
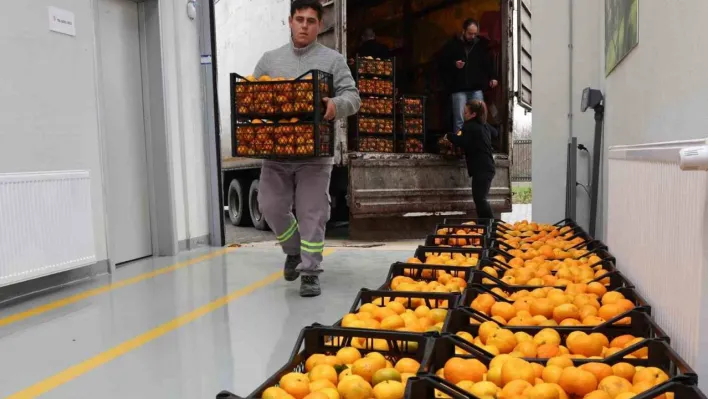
[284,254,301,281]
[300,275,321,297]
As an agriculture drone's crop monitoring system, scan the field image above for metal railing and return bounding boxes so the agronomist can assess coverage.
[511,139,532,182]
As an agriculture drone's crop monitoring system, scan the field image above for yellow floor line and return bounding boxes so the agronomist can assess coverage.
[7,248,337,398]
[0,247,237,328]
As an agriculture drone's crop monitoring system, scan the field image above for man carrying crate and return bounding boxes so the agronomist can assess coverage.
[252,0,360,297]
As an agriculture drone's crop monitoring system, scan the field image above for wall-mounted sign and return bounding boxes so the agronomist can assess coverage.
[48,6,76,37]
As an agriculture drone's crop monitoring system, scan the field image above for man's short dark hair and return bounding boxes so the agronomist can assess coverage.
[291,0,323,20]
[463,18,479,30]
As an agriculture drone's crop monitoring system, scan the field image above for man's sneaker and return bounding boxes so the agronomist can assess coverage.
[284,254,301,282]
[300,275,321,297]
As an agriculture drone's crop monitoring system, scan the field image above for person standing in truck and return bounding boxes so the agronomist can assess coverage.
[444,100,496,219]
[252,0,360,297]
[439,18,498,134]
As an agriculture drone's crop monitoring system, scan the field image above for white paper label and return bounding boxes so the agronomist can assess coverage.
[48,6,76,37]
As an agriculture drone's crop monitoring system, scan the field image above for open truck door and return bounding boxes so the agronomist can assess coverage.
[516,0,533,111]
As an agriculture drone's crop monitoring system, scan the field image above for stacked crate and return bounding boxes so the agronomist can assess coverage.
[230,70,334,159]
[218,218,706,399]
[397,95,426,153]
[352,56,396,153]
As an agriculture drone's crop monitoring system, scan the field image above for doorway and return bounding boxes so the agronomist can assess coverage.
[97,0,153,265]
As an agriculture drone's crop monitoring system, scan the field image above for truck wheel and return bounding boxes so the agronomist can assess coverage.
[249,179,268,231]
[227,179,252,226]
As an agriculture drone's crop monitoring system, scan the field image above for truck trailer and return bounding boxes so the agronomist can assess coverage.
[216,0,532,239]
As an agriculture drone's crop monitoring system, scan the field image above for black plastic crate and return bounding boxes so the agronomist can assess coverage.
[358,77,395,97]
[232,120,333,159]
[413,246,485,267]
[231,70,332,120]
[355,56,395,79]
[444,307,670,357]
[494,218,584,236]
[356,135,396,153]
[418,334,697,397]
[357,116,395,135]
[359,96,394,116]
[492,237,609,257]
[442,218,496,227]
[434,223,492,239]
[488,245,616,266]
[457,284,652,325]
[474,256,630,289]
[397,95,426,154]
[335,288,461,329]
[378,262,476,291]
[424,234,486,248]
[222,324,435,398]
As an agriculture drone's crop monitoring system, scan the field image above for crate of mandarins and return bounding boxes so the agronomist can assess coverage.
[457,284,651,328]
[443,307,670,359]
[230,70,335,160]
[434,222,493,240]
[414,333,699,399]
[470,255,634,291]
[220,324,434,399]
[335,288,459,335]
[378,262,474,293]
[410,246,485,268]
[424,234,486,249]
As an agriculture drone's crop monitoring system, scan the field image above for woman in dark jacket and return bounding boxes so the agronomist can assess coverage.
[445,99,496,219]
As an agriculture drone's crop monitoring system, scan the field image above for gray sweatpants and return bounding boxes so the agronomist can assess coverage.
[258,161,333,275]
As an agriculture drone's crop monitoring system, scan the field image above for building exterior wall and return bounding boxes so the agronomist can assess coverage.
[0,0,212,266]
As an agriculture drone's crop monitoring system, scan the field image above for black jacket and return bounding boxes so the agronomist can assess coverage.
[447,119,496,177]
[439,35,496,93]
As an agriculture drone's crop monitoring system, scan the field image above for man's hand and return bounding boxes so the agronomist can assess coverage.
[456,60,466,69]
[489,79,498,88]
[322,97,336,121]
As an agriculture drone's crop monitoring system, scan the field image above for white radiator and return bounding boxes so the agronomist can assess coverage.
[607,139,708,381]
[0,171,96,287]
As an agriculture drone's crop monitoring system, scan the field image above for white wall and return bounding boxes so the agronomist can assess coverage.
[533,0,708,237]
[215,0,291,159]
[159,0,211,242]
[0,0,213,265]
[0,0,109,260]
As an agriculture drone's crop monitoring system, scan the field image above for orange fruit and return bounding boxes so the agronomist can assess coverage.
[351,358,381,383]
[263,387,294,399]
[280,373,311,399]
[444,357,487,384]
[558,367,598,397]
[501,357,536,385]
[478,321,500,343]
[542,365,564,384]
[553,304,580,323]
[611,363,636,381]
[526,383,561,399]
[488,328,518,354]
[534,329,562,346]
[336,348,362,365]
[309,365,338,385]
[515,341,539,357]
[366,352,388,370]
[316,389,339,399]
[580,363,614,383]
[615,393,637,399]
[394,358,420,374]
[501,380,533,398]
[371,368,401,386]
[584,390,613,399]
[587,282,608,297]
[598,375,633,398]
[303,393,330,399]
[537,344,560,358]
[491,302,517,321]
[337,376,373,399]
[601,292,624,305]
[372,380,405,399]
[610,335,635,349]
[632,367,669,386]
[306,354,326,372]
[309,379,336,392]
[567,332,604,357]
[623,338,648,358]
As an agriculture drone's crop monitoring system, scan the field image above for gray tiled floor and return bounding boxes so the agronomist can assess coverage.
[0,246,409,398]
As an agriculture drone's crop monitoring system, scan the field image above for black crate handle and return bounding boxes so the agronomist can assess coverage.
[216,391,243,399]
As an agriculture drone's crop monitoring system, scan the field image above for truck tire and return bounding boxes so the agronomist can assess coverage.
[227,179,251,226]
[249,179,268,231]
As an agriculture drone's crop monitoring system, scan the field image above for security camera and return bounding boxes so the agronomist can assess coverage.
[581,87,603,112]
